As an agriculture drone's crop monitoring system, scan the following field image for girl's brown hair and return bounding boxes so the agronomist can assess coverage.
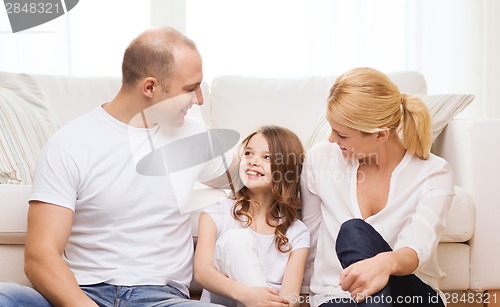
[231,125,305,253]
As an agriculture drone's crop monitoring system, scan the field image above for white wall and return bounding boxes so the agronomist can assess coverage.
[407,0,500,119]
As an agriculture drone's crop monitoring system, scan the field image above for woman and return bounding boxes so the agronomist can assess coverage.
[301,67,454,306]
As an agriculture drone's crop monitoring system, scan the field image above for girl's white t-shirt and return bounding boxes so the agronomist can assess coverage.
[202,198,310,294]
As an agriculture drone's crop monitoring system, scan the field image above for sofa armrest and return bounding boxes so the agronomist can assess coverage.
[0,184,31,244]
[433,118,500,291]
[0,184,31,285]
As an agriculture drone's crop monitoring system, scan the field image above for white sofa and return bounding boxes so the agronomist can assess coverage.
[0,71,499,302]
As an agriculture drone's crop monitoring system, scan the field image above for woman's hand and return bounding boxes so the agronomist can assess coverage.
[339,248,418,303]
[237,286,289,307]
[338,253,392,302]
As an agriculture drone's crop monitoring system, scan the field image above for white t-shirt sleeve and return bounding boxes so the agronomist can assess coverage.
[29,140,79,211]
[203,199,231,236]
[288,220,310,251]
[197,150,233,183]
[300,143,326,285]
[197,125,234,183]
[393,159,455,269]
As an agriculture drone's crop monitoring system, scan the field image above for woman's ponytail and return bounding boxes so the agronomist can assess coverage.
[399,94,432,160]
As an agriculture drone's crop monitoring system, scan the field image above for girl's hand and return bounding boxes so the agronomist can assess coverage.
[338,253,392,302]
[238,286,289,307]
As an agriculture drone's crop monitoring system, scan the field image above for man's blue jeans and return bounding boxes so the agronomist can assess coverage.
[320,219,445,307]
[0,282,222,307]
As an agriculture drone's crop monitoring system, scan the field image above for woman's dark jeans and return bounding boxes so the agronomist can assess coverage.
[320,219,444,307]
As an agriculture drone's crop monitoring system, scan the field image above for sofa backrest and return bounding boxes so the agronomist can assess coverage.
[0,72,121,126]
[0,72,208,126]
[1,70,427,141]
[202,71,427,143]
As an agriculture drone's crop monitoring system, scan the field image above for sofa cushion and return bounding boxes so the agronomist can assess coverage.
[441,186,475,243]
[28,74,121,125]
[438,243,470,291]
[423,94,475,142]
[205,71,427,144]
[0,184,31,244]
[25,74,208,126]
[0,74,60,184]
[0,245,31,286]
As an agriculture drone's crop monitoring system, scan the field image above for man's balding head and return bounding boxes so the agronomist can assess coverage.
[121,27,198,90]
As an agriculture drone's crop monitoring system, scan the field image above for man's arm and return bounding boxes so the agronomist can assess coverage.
[24,201,97,307]
[201,150,241,191]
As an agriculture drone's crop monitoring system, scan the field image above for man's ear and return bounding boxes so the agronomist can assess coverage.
[375,128,390,142]
[142,77,157,98]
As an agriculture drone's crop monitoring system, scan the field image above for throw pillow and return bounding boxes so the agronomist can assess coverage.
[0,74,60,184]
[423,94,475,142]
[306,94,475,149]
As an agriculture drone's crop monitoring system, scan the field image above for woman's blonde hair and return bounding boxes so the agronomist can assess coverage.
[231,125,305,253]
[327,67,432,160]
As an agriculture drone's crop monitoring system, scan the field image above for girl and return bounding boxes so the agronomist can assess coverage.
[194,125,310,307]
[301,67,455,307]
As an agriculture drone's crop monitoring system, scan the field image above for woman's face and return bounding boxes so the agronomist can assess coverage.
[327,115,376,160]
[239,133,273,192]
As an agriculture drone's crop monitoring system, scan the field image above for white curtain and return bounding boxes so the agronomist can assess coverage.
[0,0,150,77]
[0,5,71,75]
[406,0,500,118]
[1,0,498,118]
[185,0,406,80]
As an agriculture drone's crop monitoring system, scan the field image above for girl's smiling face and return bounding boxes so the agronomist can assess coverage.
[239,133,272,192]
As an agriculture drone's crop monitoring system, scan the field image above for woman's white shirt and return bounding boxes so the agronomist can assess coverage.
[301,142,454,307]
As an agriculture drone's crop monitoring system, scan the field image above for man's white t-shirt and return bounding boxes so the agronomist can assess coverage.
[301,142,455,307]
[30,104,232,296]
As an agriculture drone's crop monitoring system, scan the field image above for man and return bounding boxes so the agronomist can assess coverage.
[0,27,236,306]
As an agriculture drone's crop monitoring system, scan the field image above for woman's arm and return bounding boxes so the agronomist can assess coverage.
[279,248,309,307]
[194,212,288,306]
[300,154,323,287]
[25,201,98,307]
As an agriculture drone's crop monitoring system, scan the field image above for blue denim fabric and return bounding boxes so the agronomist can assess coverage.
[0,282,222,307]
[320,219,444,307]
[0,283,51,307]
